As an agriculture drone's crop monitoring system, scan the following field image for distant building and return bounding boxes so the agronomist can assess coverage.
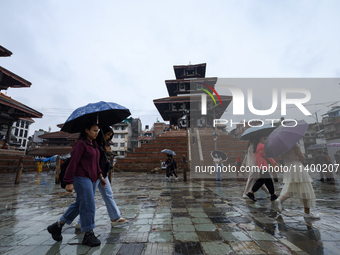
[0,45,42,152]
[303,123,324,151]
[322,106,340,140]
[153,63,232,128]
[111,118,142,157]
[138,130,154,147]
[10,118,34,151]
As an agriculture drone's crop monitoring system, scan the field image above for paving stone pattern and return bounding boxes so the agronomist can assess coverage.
[0,172,340,254]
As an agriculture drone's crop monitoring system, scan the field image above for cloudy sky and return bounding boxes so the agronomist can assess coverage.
[1,0,340,135]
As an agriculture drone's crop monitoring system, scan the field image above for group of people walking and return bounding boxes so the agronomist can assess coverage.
[47,123,127,247]
[242,133,320,219]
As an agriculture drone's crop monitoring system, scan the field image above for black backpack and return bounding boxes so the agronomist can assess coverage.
[59,158,71,189]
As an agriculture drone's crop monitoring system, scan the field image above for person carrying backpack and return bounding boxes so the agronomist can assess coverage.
[165,154,179,181]
[75,126,127,229]
[47,121,105,247]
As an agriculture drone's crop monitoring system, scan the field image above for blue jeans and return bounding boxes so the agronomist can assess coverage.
[60,176,96,232]
[77,177,121,224]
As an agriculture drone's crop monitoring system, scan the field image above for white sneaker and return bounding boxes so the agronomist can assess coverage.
[75,223,81,230]
[304,213,320,219]
[242,193,248,198]
[111,218,128,227]
[165,177,170,182]
[274,200,282,213]
[175,177,179,182]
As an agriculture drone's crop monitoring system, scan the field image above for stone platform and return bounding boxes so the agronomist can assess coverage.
[0,171,339,254]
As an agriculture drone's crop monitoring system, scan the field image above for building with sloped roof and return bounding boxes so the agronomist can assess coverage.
[0,45,43,151]
[153,63,232,128]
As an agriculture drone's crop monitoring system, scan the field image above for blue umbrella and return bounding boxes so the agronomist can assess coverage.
[35,157,46,162]
[240,124,276,140]
[264,120,308,158]
[43,157,51,162]
[61,101,131,133]
[161,149,176,156]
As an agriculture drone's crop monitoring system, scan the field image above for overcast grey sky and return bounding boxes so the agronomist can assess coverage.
[1,0,340,135]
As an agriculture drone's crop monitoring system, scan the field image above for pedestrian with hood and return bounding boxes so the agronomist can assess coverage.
[75,126,127,229]
[47,121,105,247]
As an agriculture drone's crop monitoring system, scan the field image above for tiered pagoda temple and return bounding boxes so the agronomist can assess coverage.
[153,63,232,127]
[0,45,43,144]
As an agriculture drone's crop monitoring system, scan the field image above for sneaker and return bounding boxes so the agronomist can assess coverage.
[75,223,81,230]
[47,221,63,241]
[111,217,128,227]
[274,199,282,213]
[246,192,256,201]
[82,230,101,247]
[165,177,170,182]
[242,193,248,198]
[270,194,278,201]
[175,177,179,182]
[303,213,320,219]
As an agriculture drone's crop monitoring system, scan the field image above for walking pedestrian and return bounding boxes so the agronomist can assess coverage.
[314,150,329,181]
[246,137,278,202]
[334,150,340,165]
[47,121,105,247]
[274,144,319,219]
[323,151,335,181]
[75,126,127,229]
[213,153,223,181]
[165,154,178,181]
[242,141,270,198]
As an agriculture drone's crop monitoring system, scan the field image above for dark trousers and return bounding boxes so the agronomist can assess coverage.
[252,171,275,195]
[166,168,178,178]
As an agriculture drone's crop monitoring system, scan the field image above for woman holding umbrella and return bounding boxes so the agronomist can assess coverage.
[265,120,319,219]
[240,124,277,200]
[75,126,127,229]
[165,154,179,181]
[47,121,105,247]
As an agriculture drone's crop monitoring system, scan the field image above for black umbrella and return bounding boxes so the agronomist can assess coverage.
[240,124,276,140]
[211,150,228,161]
[61,101,131,133]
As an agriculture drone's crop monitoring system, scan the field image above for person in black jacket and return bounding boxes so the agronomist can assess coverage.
[165,154,179,181]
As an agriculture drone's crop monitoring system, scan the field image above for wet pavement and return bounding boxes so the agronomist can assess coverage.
[0,171,339,255]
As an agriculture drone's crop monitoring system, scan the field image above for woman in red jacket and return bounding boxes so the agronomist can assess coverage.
[47,121,106,247]
[246,136,279,202]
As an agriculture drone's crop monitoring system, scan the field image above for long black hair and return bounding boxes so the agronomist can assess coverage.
[252,136,262,153]
[78,121,98,141]
[96,126,114,147]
